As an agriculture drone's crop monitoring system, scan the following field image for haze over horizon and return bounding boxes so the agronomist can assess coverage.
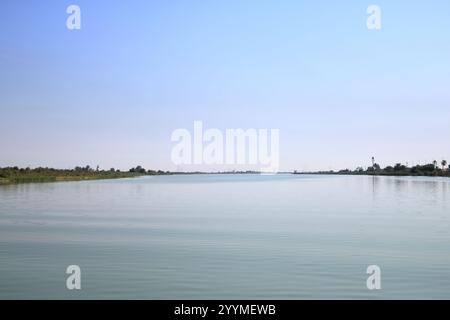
[1,1,450,172]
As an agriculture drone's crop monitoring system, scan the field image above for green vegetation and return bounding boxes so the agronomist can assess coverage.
[0,166,172,185]
[297,159,450,177]
[2,159,449,185]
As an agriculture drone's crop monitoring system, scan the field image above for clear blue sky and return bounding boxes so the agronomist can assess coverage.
[1,1,450,171]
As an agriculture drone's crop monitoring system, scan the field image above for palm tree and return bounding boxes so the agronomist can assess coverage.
[433,160,438,169]
[442,160,448,171]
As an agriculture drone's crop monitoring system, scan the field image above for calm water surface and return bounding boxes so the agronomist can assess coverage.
[0,174,449,299]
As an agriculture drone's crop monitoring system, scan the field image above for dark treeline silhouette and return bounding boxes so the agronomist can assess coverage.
[129,165,172,175]
[296,160,450,177]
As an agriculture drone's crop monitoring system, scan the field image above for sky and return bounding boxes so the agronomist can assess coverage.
[1,0,450,172]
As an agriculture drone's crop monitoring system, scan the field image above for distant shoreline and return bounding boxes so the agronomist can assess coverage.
[294,161,450,178]
[2,162,449,185]
[294,172,450,178]
[0,166,264,185]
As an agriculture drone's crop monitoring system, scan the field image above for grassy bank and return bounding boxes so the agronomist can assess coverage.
[0,166,171,185]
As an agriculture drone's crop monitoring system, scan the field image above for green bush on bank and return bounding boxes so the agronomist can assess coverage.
[0,166,171,185]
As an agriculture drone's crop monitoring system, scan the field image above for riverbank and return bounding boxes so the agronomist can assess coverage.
[3,162,450,185]
[0,170,143,185]
[0,166,174,185]
[294,162,450,178]
[295,171,450,178]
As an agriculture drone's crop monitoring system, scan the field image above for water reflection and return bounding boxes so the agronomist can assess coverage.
[1,174,450,299]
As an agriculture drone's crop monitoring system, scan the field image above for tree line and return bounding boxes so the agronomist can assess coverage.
[329,160,450,177]
[0,165,171,184]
